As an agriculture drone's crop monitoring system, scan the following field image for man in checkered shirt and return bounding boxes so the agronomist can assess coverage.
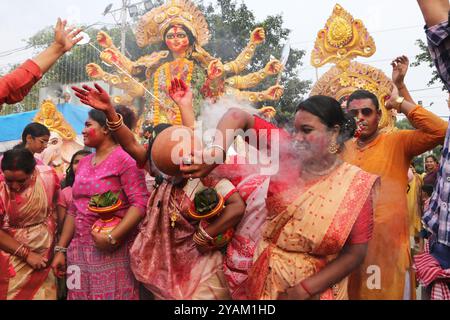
[415,0,450,300]
[418,0,450,91]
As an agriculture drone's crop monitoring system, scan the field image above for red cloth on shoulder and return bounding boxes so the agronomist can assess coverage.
[348,195,374,245]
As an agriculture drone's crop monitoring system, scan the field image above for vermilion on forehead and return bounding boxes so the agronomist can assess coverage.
[348,98,377,110]
[167,26,186,35]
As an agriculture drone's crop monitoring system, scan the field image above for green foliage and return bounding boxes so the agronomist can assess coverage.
[89,191,120,208]
[412,39,444,88]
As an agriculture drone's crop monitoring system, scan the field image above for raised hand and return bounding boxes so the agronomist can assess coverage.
[207,59,225,80]
[264,60,283,76]
[86,63,106,79]
[391,55,409,88]
[169,78,193,110]
[97,31,114,49]
[385,85,400,111]
[265,85,284,100]
[53,18,83,53]
[72,83,113,112]
[250,28,266,45]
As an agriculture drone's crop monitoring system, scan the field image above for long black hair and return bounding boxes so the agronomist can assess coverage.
[15,123,50,148]
[1,148,36,175]
[296,95,356,148]
[89,106,137,130]
[145,123,173,164]
[62,149,92,189]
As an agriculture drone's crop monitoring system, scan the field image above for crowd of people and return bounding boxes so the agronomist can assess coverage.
[0,0,449,300]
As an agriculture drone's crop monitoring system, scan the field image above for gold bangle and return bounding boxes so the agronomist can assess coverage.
[395,96,405,112]
[107,114,124,131]
[13,244,24,257]
[106,113,123,126]
[193,232,211,247]
[198,223,214,241]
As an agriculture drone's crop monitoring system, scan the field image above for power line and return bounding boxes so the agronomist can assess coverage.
[0,45,33,58]
[410,86,443,92]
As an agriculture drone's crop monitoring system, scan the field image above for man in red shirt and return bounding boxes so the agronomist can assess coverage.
[0,18,82,108]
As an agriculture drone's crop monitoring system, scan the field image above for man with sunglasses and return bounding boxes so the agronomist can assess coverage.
[342,59,448,300]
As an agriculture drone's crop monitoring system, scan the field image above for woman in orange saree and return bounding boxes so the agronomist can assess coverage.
[181,95,379,299]
[0,148,59,300]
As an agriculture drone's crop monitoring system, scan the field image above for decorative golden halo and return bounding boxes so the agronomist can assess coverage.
[135,0,210,47]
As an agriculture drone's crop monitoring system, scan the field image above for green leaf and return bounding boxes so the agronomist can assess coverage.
[89,191,120,208]
[194,188,220,214]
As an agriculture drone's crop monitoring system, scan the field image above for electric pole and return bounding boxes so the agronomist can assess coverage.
[120,0,130,54]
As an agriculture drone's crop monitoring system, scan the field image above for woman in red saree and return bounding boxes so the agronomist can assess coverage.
[0,148,59,300]
[71,81,246,300]
[181,95,379,300]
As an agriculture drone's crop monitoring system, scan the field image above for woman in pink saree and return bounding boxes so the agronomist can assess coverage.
[0,148,59,300]
[181,95,380,300]
[51,107,149,300]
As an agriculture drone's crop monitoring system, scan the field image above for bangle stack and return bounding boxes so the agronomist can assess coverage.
[193,223,214,248]
[106,114,124,132]
[13,244,31,261]
[54,246,68,254]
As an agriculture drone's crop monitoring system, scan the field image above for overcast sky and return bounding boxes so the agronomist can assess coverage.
[0,0,448,118]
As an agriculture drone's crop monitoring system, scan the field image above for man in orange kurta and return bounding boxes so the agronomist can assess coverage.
[342,89,447,300]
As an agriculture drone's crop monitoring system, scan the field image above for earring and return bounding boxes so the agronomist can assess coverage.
[328,142,339,154]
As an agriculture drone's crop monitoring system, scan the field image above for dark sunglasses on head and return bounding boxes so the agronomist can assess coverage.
[348,107,374,117]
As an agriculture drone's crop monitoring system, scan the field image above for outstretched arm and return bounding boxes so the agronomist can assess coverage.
[224,28,266,75]
[0,18,82,108]
[385,86,447,157]
[180,108,255,179]
[225,60,283,90]
[72,84,148,167]
[33,18,83,74]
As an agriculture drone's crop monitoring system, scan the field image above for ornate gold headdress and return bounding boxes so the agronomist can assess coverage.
[310,4,395,130]
[135,0,210,47]
[33,100,77,141]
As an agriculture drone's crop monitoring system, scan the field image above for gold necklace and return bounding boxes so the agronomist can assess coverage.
[170,179,201,228]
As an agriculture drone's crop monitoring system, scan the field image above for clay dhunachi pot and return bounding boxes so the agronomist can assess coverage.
[89,199,123,235]
[151,126,203,177]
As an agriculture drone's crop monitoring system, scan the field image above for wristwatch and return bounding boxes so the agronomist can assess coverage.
[107,232,117,246]
[394,96,405,112]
